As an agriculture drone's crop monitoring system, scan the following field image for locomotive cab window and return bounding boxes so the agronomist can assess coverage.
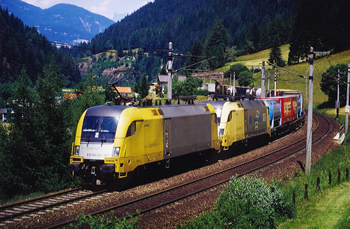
[227,111,233,122]
[82,116,117,141]
[126,121,136,137]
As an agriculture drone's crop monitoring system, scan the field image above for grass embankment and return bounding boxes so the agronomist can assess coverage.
[277,136,350,228]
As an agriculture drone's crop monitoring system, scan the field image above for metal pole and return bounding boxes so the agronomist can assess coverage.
[305,72,308,111]
[233,72,236,88]
[267,72,270,93]
[346,64,350,134]
[167,42,173,101]
[233,72,236,96]
[336,69,340,121]
[306,47,314,174]
[261,60,265,98]
[274,68,277,97]
[230,74,232,95]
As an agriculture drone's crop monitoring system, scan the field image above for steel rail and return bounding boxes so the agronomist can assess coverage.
[0,188,106,223]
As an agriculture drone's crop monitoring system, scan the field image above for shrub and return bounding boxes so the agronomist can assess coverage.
[216,175,295,228]
[179,175,295,228]
[71,211,139,229]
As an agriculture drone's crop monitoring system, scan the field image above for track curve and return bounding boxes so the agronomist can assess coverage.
[1,112,340,229]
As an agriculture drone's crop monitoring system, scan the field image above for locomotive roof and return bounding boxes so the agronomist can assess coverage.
[201,100,227,109]
[85,105,129,118]
[155,104,212,118]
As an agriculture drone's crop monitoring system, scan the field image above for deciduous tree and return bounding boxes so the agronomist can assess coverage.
[320,63,348,106]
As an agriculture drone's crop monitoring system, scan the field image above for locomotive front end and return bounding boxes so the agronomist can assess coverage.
[68,105,127,185]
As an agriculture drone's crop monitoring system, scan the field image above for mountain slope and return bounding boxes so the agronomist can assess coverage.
[0,0,115,44]
[89,0,295,55]
[0,6,81,96]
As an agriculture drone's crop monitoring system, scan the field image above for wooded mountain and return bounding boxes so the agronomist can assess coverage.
[88,0,295,55]
[0,7,81,106]
[0,0,115,44]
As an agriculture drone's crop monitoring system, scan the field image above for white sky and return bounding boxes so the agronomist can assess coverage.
[20,0,153,21]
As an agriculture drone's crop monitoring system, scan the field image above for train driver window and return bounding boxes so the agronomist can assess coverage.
[227,111,233,122]
[126,121,136,137]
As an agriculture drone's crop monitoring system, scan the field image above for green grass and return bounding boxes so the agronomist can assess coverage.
[277,139,350,228]
[219,44,290,71]
[0,192,44,206]
[279,182,350,229]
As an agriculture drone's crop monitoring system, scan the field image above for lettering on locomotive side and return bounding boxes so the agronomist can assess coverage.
[87,153,110,157]
[146,143,159,149]
[144,124,150,127]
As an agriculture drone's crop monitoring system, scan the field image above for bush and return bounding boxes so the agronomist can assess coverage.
[71,211,139,229]
[179,175,295,228]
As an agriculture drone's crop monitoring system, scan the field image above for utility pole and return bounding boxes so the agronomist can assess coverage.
[305,47,329,174]
[305,72,308,111]
[261,60,266,98]
[305,47,314,174]
[346,64,350,134]
[233,72,236,96]
[336,69,340,121]
[267,72,270,93]
[274,68,277,97]
[233,72,236,88]
[167,42,174,101]
[230,74,232,95]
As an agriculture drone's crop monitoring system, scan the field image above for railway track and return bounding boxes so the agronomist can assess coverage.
[0,188,106,226]
[44,112,333,228]
[1,112,335,228]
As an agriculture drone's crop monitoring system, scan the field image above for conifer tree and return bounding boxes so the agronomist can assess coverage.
[139,75,150,99]
[0,63,75,197]
[269,45,285,67]
[204,20,229,70]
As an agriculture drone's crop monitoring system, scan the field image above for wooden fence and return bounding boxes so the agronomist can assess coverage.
[293,168,349,204]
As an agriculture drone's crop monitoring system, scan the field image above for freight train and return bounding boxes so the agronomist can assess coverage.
[68,89,304,186]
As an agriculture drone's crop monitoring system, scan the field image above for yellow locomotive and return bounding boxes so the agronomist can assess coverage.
[206,100,270,150]
[68,104,220,184]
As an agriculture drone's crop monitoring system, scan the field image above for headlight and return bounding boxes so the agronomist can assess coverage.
[112,147,120,156]
[75,146,80,155]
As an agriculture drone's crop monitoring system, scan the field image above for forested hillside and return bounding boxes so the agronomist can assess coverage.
[86,0,295,56]
[0,7,81,106]
[0,7,108,198]
[78,0,350,71]
[288,0,350,64]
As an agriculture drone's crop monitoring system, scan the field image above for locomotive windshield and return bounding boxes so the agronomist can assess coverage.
[81,116,118,142]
